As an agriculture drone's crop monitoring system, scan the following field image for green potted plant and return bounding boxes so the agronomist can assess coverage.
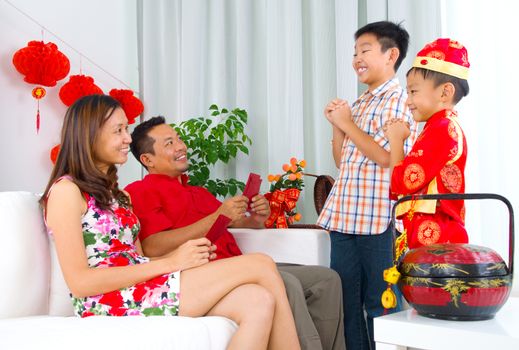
[170,105,252,198]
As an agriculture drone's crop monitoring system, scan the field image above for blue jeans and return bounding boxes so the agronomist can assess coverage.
[330,227,401,350]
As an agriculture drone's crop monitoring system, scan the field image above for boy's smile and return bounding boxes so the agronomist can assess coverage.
[406,70,447,122]
[353,33,397,91]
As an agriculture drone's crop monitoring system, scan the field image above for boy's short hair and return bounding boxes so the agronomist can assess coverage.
[354,21,409,72]
[130,116,167,168]
[407,67,469,104]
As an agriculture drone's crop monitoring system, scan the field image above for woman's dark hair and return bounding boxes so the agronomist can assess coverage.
[407,67,470,104]
[40,94,129,211]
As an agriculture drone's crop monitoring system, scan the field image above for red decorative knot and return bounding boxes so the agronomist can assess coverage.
[420,59,428,65]
[31,87,46,99]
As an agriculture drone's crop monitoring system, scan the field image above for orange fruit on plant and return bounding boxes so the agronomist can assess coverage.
[282,163,291,172]
[294,213,302,221]
[290,157,297,165]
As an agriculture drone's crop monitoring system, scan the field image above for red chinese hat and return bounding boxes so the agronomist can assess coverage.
[412,38,469,80]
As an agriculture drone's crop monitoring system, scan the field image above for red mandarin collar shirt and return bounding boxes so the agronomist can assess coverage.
[125,173,242,260]
[390,109,468,247]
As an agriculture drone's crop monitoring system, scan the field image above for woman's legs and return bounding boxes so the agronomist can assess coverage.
[205,284,275,350]
[179,253,300,350]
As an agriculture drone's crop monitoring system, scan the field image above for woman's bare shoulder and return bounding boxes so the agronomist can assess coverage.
[47,177,84,204]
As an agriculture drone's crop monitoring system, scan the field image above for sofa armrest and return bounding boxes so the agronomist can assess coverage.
[228,228,330,267]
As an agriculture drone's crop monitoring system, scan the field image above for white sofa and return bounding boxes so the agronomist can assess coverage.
[0,191,330,350]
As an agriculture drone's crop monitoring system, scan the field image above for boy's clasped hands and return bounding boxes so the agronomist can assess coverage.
[324,98,353,129]
[383,118,411,143]
[324,97,412,145]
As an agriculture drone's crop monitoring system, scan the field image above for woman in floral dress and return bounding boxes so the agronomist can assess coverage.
[41,94,300,350]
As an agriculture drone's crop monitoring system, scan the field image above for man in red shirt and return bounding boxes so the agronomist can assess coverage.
[125,116,345,350]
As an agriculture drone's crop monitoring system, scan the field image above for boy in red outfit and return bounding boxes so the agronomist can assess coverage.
[384,38,470,248]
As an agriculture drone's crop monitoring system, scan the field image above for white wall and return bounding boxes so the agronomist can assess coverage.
[0,0,139,193]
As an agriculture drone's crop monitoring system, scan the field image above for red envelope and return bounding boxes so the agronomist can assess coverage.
[243,173,262,210]
[205,214,232,243]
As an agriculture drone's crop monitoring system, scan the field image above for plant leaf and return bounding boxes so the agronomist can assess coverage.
[237,144,249,155]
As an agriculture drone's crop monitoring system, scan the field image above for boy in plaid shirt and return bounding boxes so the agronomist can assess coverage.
[317,21,418,350]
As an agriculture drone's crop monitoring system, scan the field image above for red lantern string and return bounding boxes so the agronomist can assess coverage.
[109,89,144,125]
[12,40,70,133]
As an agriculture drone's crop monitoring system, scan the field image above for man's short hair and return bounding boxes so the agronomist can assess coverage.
[130,116,167,168]
[354,21,410,72]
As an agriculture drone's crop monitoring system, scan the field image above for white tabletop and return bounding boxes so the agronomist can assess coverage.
[374,296,519,350]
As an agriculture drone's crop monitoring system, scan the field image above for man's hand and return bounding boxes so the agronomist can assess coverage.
[217,195,248,225]
[249,194,271,224]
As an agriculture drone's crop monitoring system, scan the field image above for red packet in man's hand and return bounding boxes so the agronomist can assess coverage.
[242,173,262,210]
[206,215,232,243]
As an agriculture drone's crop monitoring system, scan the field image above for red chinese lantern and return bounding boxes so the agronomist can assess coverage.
[12,41,70,133]
[109,89,144,125]
[59,75,103,106]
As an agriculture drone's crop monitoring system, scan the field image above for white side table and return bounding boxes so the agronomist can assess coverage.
[374,297,519,349]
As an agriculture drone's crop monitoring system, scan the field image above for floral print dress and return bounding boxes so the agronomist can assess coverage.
[50,187,181,317]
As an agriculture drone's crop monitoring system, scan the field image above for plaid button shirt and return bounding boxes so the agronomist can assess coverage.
[317,78,418,235]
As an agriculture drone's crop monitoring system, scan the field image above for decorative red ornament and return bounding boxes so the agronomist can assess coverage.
[12,41,70,133]
[109,89,144,125]
[264,188,301,228]
[12,41,70,86]
[50,144,60,164]
[59,75,103,106]
[32,87,46,99]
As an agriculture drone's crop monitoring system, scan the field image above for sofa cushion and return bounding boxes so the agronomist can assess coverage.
[0,192,50,318]
[229,228,331,266]
[48,238,74,316]
[0,315,237,349]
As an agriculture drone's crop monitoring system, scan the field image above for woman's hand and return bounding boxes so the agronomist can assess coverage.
[163,238,217,271]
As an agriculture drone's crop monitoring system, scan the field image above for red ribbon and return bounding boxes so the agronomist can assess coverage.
[264,189,300,228]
